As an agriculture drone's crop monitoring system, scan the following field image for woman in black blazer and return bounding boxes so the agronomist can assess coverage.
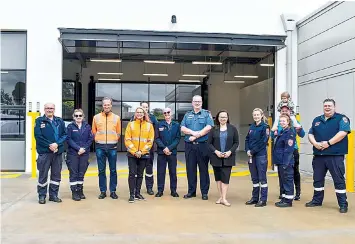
[208,110,239,206]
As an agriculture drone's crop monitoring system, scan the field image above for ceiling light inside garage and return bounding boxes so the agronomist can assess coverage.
[90,59,122,63]
[182,74,207,77]
[144,60,175,64]
[224,80,245,84]
[260,64,274,67]
[97,72,123,75]
[143,73,168,76]
[192,61,222,65]
[178,79,201,82]
[234,75,258,78]
[98,78,121,81]
[1,71,9,74]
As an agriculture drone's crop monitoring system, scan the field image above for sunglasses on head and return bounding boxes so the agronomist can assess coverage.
[74,114,83,118]
[163,111,171,115]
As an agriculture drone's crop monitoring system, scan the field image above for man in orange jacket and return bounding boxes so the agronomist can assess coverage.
[92,97,121,199]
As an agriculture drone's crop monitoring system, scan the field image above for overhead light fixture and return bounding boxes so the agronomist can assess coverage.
[1,71,8,74]
[182,74,207,77]
[143,73,168,77]
[98,78,121,81]
[224,80,245,84]
[144,60,175,64]
[97,72,123,75]
[90,59,122,63]
[178,79,201,82]
[192,61,223,65]
[260,64,274,67]
[234,75,258,78]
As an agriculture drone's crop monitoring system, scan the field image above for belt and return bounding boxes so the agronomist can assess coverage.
[186,141,207,144]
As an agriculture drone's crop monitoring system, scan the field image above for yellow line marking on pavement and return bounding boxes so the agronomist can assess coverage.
[177,160,185,167]
[0,173,22,178]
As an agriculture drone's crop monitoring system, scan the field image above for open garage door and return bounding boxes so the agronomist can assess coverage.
[60,28,284,152]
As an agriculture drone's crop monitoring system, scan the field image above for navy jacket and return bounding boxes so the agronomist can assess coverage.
[34,115,67,154]
[245,121,269,156]
[155,120,181,155]
[66,121,94,156]
[273,128,296,165]
[309,113,351,155]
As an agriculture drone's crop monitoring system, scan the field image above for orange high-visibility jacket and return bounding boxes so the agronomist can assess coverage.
[124,119,154,156]
[92,112,121,144]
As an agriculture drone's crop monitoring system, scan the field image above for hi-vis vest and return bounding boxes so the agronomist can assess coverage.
[124,119,154,156]
[92,112,121,144]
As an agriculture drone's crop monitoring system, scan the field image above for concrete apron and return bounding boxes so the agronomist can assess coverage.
[1,167,355,244]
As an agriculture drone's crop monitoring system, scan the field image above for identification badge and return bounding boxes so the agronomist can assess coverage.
[73,129,78,132]
[159,127,164,131]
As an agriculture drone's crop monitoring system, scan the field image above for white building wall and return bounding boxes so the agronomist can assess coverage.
[0,0,329,172]
[297,1,355,173]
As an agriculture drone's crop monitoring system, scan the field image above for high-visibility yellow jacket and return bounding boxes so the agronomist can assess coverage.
[125,119,154,156]
[92,112,121,145]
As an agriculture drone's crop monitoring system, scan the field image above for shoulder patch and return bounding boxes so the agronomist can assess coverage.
[343,117,348,123]
[288,139,294,146]
[315,122,320,126]
[266,128,270,136]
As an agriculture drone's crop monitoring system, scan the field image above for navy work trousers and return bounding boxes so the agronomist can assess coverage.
[96,148,117,193]
[157,154,177,193]
[311,155,348,208]
[37,153,63,198]
[278,163,294,204]
[248,154,268,202]
[279,149,301,197]
[67,153,89,191]
[185,142,210,195]
[145,150,154,190]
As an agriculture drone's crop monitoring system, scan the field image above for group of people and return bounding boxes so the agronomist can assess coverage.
[34,92,351,213]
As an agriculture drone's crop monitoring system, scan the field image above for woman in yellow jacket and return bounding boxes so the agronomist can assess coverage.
[125,107,155,203]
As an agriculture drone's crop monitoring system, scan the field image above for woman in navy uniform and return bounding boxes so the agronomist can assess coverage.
[66,109,94,201]
[273,114,296,207]
[155,107,181,198]
[245,108,270,207]
[208,110,239,207]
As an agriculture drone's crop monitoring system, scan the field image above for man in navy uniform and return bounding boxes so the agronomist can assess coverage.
[34,103,67,204]
[155,107,181,197]
[131,101,158,195]
[181,95,214,200]
[306,98,351,213]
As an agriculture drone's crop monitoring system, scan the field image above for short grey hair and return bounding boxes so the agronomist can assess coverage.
[102,97,112,104]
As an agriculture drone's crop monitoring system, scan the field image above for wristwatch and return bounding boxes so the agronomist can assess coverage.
[327,141,331,146]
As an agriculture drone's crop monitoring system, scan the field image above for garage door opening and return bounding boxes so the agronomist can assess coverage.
[59,28,283,152]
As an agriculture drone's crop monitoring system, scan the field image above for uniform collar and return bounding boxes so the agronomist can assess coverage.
[321,113,336,122]
[254,121,264,127]
[192,109,202,114]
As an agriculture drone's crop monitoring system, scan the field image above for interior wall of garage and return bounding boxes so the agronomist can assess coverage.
[63,60,274,151]
[297,1,355,174]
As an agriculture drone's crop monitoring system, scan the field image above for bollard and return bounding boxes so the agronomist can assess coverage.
[346,130,354,193]
[267,117,273,170]
[27,112,41,178]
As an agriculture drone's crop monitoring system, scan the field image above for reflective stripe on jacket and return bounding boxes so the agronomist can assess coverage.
[124,119,155,156]
[92,112,121,144]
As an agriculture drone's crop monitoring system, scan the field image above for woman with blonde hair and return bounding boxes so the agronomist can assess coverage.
[125,107,155,203]
[245,108,270,207]
[66,109,94,201]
